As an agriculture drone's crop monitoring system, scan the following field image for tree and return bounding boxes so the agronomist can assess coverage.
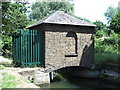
[94,6,120,54]
[104,6,118,21]
[104,6,120,33]
[109,9,120,33]
[1,1,30,56]
[29,1,74,20]
[93,21,108,38]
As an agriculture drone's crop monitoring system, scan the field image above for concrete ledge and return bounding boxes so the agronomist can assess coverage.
[17,68,50,85]
[34,71,50,85]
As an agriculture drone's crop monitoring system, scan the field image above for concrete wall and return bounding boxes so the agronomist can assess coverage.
[44,24,95,71]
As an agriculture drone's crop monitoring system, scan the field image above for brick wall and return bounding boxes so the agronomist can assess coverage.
[44,24,95,71]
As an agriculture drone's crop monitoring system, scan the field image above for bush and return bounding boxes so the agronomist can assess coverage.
[95,30,119,54]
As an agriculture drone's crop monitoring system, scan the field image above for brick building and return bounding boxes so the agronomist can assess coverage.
[27,11,96,71]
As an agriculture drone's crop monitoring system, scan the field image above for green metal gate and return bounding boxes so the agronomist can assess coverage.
[12,29,44,67]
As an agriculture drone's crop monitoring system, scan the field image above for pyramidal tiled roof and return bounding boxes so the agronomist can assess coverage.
[27,11,96,28]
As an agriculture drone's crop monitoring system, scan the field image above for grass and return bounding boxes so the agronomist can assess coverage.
[0,65,18,89]
[0,72,18,88]
[95,53,120,64]
[0,65,39,89]
[0,70,39,89]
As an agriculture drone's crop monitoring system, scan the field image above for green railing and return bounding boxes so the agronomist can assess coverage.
[12,29,44,67]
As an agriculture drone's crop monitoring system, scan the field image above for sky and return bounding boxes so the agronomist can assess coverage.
[74,0,119,23]
[28,0,120,23]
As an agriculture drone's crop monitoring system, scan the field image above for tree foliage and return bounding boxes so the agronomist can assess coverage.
[2,2,29,34]
[94,6,120,54]
[109,9,120,33]
[104,6,120,33]
[1,1,30,55]
[94,21,108,38]
[95,30,119,54]
[104,6,118,21]
[29,1,74,20]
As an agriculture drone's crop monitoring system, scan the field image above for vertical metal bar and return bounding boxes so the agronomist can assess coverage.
[37,30,40,65]
[31,30,32,66]
[36,30,37,66]
[21,30,23,66]
[35,30,37,66]
[20,30,22,66]
[19,30,21,66]
[19,30,20,65]
[28,30,30,66]
[37,30,38,66]
[25,33,28,65]
[26,32,27,66]
[27,31,28,66]
[23,30,25,67]
[33,30,35,65]
[29,30,30,66]
[15,33,17,63]
[23,29,26,63]
[19,30,21,65]
[22,30,24,66]
[12,35,14,61]
[13,35,15,62]
[18,32,20,64]
[16,34,18,62]
[30,30,32,66]
[26,31,27,66]
[34,30,36,65]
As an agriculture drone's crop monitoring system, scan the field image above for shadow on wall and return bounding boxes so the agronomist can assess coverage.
[80,42,94,68]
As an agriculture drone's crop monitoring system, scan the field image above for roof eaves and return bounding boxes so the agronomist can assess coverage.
[43,21,96,27]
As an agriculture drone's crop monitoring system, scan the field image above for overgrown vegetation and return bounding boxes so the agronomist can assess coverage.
[94,6,119,64]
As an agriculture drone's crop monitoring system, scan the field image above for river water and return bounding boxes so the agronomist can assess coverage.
[40,77,118,88]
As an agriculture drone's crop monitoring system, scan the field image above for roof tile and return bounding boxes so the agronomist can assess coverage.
[27,11,96,28]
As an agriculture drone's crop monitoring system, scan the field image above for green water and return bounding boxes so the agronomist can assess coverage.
[40,77,118,88]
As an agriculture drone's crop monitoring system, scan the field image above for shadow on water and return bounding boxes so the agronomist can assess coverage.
[41,77,118,89]
[68,77,118,88]
[41,69,119,89]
